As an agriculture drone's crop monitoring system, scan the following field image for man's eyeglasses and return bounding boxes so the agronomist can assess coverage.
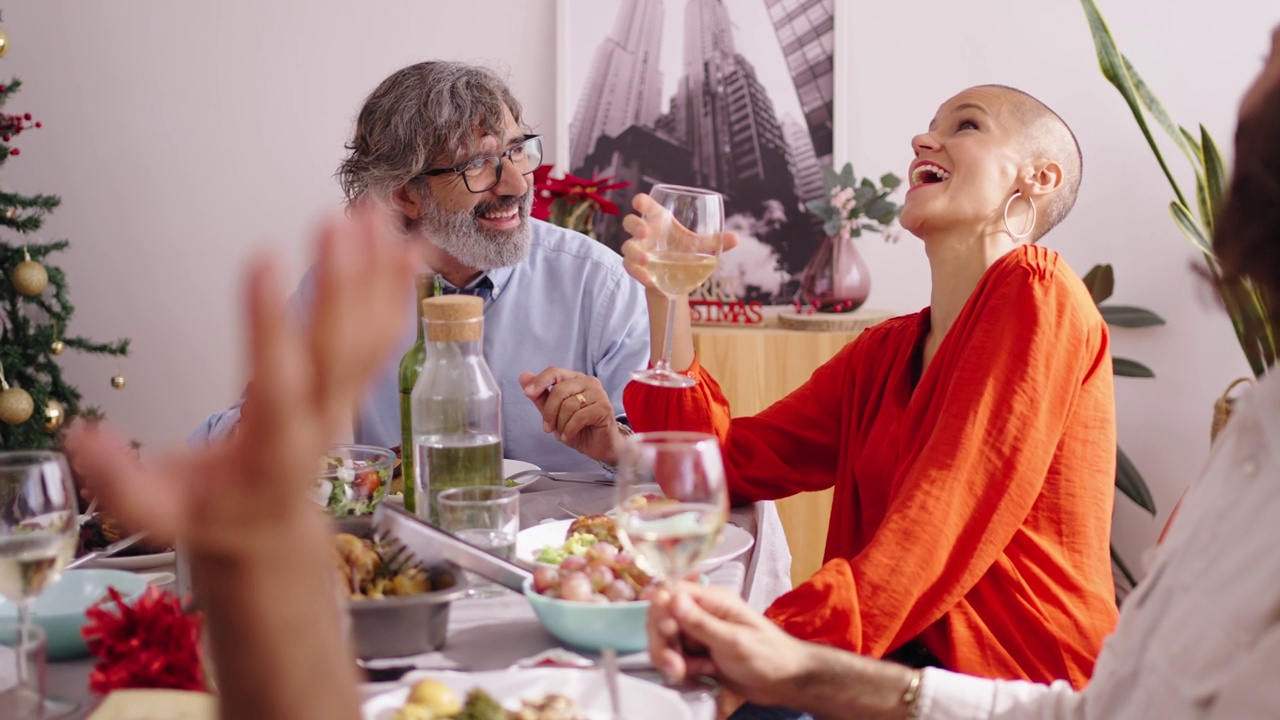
[421,135,543,194]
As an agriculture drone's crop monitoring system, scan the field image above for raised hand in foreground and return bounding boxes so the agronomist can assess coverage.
[65,208,415,720]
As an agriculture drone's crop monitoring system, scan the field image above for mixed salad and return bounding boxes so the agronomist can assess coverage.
[315,452,392,516]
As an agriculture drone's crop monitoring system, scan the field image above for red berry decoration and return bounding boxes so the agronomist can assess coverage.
[23,113,31,121]
[34,122,41,128]
[9,148,18,156]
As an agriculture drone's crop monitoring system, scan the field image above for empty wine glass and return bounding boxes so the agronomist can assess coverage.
[0,451,79,718]
[613,432,728,583]
[631,184,726,388]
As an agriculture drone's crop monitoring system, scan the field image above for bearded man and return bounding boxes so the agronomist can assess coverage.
[192,61,649,472]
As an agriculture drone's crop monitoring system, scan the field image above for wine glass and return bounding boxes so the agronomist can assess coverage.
[614,432,728,583]
[631,184,726,388]
[0,451,79,718]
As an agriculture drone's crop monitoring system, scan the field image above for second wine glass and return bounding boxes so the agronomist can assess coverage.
[632,184,725,388]
[614,432,728,583]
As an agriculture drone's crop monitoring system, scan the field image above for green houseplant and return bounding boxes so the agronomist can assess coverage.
[1083,263,1163,591]
[1081,0,1276,377]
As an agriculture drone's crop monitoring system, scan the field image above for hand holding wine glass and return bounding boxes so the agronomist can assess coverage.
[621,186,733,388]
[614,432,728,583]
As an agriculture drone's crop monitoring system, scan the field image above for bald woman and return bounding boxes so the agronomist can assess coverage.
[617,85,1117,689]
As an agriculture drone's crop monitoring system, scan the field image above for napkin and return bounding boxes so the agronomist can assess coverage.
[87,689,216,720]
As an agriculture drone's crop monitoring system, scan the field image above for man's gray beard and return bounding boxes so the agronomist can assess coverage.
[420,191,533,271]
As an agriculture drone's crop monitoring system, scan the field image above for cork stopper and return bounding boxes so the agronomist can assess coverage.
[422,295,484,342]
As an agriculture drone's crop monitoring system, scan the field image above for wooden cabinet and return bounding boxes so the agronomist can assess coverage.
[691,310,888,586]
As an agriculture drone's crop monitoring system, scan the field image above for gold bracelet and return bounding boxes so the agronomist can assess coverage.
[902,669,923,720]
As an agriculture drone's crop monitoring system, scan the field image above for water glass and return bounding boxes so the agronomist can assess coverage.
[0,621,45,720]
[438,486,519,597]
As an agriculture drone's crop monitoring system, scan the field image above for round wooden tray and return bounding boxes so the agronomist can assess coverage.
[775,307,894,332]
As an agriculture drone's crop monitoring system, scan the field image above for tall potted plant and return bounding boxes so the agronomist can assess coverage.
[1081,0,1276,379]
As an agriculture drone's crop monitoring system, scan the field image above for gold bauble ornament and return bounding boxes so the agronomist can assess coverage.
[50,339,64,355]
[111,374,126,389]
[43,399,65,433]
[0,386,34,425]
[10,259,48,296]
[0,28,10,59]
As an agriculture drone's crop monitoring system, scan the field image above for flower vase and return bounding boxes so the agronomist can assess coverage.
[799,234,870,312]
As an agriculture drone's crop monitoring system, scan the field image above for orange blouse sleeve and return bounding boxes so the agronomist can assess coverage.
[623,341,863,505]
[766,257,1112,657]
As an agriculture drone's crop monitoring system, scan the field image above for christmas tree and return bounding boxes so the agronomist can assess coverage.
[0,34,129,449]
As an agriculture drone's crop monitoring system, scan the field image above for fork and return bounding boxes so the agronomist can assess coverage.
[372,532,414,579]
[602,647,626,720]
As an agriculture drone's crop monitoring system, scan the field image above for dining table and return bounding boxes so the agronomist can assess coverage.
[47,476,794,719]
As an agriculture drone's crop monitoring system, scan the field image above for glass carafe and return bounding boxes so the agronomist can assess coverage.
[409,294,503,524]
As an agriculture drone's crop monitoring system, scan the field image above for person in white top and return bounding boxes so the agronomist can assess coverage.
[645,23,1280,720]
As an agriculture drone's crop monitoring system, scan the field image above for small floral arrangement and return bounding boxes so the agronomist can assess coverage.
[83,587,207,694]
[804,162,904,242]
[532,164,630,238]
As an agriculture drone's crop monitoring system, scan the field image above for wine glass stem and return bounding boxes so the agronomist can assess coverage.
[656,294,679,372]
[16,599,31,688]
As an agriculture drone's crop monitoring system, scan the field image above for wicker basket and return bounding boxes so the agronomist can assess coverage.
[1211,377,1254,443]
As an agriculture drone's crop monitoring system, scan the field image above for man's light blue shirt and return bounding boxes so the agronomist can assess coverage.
[190,219,651,471]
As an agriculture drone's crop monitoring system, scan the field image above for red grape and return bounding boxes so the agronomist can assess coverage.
[559,571,594,602]
[560,555,588,573]
[533,566,560,593]
[604,579,637,602]
[587,565,615,592]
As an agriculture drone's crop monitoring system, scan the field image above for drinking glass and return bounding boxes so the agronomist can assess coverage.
[0,621,45,720]
[0,451,79,718]
[614,432,728,582]
[631,185,726,388]
[438,486,520,597]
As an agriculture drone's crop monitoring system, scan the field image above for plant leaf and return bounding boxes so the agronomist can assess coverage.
[1122,55,1201,168]
[805,199,833,216]
[1101,305,1167,327]
[1170,201,1213,255]
[1116,446,1157,514]
[880,173,901,189]
[823,218,842,237]
[839,163,855,189]
[1200,125,1228,235]
[1079,0,1191,210]
[1178,125,1203,160]
[1111,544,1138,591]
[1113,357,1155,378]
[1082,264,1115,304]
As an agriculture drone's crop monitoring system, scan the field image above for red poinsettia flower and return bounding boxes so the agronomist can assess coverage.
[531,164,557,220]
[543,172,630,215]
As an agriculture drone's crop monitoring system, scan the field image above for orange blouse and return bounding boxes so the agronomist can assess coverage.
[624,245,1118,688]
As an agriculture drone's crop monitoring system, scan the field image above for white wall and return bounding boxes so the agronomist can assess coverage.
[3,0,1274,568]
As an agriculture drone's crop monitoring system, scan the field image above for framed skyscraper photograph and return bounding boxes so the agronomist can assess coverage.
[555,0,839,303]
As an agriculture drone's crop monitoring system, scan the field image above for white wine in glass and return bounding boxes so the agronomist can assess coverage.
[614,432,728,581]
[632,185,725,388]
[0,451,80,718]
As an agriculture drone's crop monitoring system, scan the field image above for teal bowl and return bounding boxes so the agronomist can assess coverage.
[522,578,649,653]
[0,569,149,660]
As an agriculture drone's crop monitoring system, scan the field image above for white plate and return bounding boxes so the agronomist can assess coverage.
[503,458,542,490]
[516,519,754,572]
[361,668,692,720]
[80,550,176,571]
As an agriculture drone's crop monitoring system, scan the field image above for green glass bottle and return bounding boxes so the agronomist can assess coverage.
[397,273,432,515]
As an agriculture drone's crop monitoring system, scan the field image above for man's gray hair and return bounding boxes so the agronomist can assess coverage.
[337,61,524,204]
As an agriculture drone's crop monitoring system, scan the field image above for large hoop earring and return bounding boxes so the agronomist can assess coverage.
[1003,191,1037,240]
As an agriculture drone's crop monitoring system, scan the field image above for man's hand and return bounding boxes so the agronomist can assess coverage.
[520,367,622,465]
[647,583,815,710]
